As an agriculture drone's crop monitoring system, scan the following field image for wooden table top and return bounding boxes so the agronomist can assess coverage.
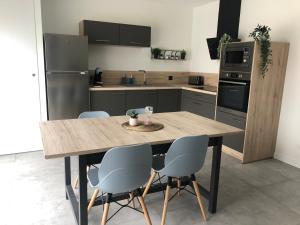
[40,111,243,159]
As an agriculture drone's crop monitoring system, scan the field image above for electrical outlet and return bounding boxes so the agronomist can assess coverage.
[168,76,173,81]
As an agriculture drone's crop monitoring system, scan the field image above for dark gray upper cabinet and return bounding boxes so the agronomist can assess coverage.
[80,20,119,45]
[119,24,151,47]
[126,90,158,111]
[79,20,151,47]
[157,90,181,113]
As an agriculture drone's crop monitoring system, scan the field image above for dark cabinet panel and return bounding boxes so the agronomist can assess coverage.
[157,90,181,113]
[126,90,158,111]
[80,20,119,45]
[181,90,216,119]
[216,107,246,152]
[119,24,151,47]
[182,90,216,104]
[181,97,215,119]
[90,91,126,116]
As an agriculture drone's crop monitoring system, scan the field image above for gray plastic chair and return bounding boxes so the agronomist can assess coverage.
[143,135,209,224]
[79,111,110,119]
[73,111,110,212]
[88,144,153,225]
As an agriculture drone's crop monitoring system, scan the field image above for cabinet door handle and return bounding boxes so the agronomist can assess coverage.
[96,39,110,42]
[111,93,125,95]
[193,102,202,106]
[231,117,242,123]
[130,41,143,45]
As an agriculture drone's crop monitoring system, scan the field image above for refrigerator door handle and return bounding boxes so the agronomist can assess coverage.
[46,71,89,75]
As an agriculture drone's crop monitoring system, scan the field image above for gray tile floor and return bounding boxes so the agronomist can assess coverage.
[1,150,300,225]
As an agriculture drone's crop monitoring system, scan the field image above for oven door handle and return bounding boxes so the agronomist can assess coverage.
[219,80,248,86]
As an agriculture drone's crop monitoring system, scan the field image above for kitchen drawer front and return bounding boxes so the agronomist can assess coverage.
[81,20,119,45]
[181,97,215,119]
[157,90,180,113]
[216,107,246,129]
[182,90,216,104]
[90,91,126,116]
[119,24,151,47]
[126,90,158,112]
[216,107,246,152]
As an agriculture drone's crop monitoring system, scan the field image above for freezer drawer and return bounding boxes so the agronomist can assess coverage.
[46,72,89,120]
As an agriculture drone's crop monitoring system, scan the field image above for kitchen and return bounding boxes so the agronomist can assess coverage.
[1,0,300,225]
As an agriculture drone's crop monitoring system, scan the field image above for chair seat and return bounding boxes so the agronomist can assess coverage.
[87,167,99,187]
[152,154,165,171]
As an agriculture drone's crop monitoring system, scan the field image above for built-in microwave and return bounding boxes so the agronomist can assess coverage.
[220,42,254,73]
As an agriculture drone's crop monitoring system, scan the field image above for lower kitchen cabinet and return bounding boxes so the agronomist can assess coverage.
[181,90,216,119]
[90,91,126,116]
[157,90,181,113]
[126,90,158,112]
[216,107,246,153]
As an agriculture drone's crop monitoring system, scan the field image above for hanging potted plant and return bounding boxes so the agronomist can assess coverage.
[152,48,161,59]
[217,33,232,58]
[127,110,139,126]
[180,50,186,60]
[249,24,272,78]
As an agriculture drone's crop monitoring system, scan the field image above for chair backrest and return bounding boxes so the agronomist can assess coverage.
[97,144,152,194]
[161,135,209,177]
[78,111,110,119]
[126,108,146,116]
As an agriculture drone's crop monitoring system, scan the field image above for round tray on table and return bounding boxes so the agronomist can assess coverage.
[121,122,164,132]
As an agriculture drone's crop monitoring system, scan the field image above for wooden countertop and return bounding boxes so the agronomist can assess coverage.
[89,84,217,95]
[40,111,242,159]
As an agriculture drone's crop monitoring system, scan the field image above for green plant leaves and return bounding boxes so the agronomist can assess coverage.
[249,24,272,77]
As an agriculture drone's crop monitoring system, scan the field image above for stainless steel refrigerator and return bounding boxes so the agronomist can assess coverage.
[44,33,89,120]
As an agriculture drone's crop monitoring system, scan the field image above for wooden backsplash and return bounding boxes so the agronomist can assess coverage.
[101,70,218,86]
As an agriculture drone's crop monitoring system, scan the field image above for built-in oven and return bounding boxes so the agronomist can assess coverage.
[220,42,254,73]
[217,72,251,113]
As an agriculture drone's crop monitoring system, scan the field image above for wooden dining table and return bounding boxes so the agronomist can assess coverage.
[40,111,242,225]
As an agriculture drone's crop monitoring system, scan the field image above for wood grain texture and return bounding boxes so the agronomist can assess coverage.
[40,111,242,159]
[222,145,243,161]
[243,42,290,163]
[99,70,218,87]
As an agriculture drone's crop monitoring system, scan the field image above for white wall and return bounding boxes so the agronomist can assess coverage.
[41,0,193,71]
[191,0,300,168]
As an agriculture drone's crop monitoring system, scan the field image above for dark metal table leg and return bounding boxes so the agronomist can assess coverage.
[209,136,223,213]
[65,157,71,200]
[78,155,88,225]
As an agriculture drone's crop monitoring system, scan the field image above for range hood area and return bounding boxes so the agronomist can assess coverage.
[207,0,242,59]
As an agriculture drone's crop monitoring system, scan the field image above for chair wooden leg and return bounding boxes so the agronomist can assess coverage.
[88,189,99,212]
[143,172,157,198]
[129,192,136,208]
[177,178,181,196]
[73,176,79,189]
[138,196,152,225]
[100,202,110,225]
[192,180,207,221]
[74,166,90,189]
[161,181,171,225]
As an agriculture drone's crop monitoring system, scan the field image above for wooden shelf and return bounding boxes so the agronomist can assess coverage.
[151,48,186,61]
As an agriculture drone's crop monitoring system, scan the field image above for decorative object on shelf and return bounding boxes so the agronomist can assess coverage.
[151,48,186,61]
[180,49,186,60]
[152,48,161,59]
[122,122,164,132]
[127,110,139,126]
[144,106,153,125]
[217,33,232,58]
[249,24,272,77]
